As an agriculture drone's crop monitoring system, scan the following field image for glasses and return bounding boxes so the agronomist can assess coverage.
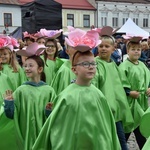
[46,45,56,48]
[74,61,97,68]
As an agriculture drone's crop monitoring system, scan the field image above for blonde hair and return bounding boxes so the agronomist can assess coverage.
[141,41,149,50]
[0,47,19,72]
[100,35,115,45]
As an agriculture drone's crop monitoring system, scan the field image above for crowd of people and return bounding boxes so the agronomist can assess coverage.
[0,26,150,150]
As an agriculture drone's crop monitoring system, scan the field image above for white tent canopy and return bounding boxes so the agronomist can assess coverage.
[116,18,149,38]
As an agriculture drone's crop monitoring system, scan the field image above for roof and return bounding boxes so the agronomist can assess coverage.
[55,0,96,10]
[0,0,21,5]
[95,0,150,4]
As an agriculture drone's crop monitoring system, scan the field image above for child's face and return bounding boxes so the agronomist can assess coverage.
[0,49,11,64]
[98,40,114,62]
[127,45,141,62]
[23,59,43,80]
[72,55,96,82]
[37,38,46,45]
[45,41,56,56]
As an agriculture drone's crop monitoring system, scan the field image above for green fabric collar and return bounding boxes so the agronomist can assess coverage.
[23,81,47,86]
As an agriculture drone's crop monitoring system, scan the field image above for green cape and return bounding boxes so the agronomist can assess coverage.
[0,72,17,150]
[42,56,64,85]
[92,57,134,133]
[32,83,121,150]
[51,60,76,95]
[139,107,150,138]
[13,82,56,150]
[142,137,150,150]
[1,64,27,90]
[119,59,150,129]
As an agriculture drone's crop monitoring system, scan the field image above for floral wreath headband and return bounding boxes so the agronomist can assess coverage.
[23,29,63,40]
[65,27,101,52]
[15,42,46,57]
[0,35,19,51]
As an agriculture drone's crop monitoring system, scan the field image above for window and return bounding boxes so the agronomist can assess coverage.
[143,18,148,27]
[83,15,90,27]
[133,14,139,25]
[101,12,107,26]
[143,14,149,27]
[67,14,74,26]
[4,13,12,26]
[122,13,129,25]
[112,13,118,27]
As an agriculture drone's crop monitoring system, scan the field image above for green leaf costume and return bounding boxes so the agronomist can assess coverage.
[119,59,150,129]
[92,57,134,133]
[0,72,17,150]
[41,56,64,85]
[32,83,121,150]
[12,81,56,150]
[1,64,27,90]
[51,60,76,95]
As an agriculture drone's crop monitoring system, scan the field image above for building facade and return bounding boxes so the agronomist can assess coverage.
[96,0,150,32]
[0,1,21,34]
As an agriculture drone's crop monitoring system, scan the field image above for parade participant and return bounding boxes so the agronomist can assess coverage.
[42,38,64,85]
[0,36,26,90]
[3,43,56,150]
[119,37,150,149]
[92,26,134,150]
[32,48,121,150]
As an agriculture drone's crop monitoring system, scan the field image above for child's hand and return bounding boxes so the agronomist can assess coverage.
[146,88,150,96]
[129,91,140,99]
[46,102,53,110]
[3,90,13,100]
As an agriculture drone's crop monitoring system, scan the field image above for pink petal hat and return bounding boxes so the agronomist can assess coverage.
[65,28,101,52]
[16,42,46,57]
[34,29,63,39]
[99,26,114,36]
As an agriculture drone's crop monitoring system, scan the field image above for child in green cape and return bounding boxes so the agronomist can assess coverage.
[32,50,121,150]
[3,44,56,150]
[119,37,150,149]
[92,27,134,150]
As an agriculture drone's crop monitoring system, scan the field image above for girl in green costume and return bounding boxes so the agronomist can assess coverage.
[42,39,64,85]
[92,34,134,150]
[4,55,56,150]
[119,38,150,149]
[32,50,121,150]
[0,71,17,150]
[0,46,27,90]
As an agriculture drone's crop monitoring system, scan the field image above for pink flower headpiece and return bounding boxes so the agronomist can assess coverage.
[23,31,36,40]
[122,33,142,42]
[34,29,63,39]
[65,28,101,52]
[0,35,19,51]
[16,42,46,57]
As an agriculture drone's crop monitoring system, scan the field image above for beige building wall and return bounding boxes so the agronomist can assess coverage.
[62,9,95,33]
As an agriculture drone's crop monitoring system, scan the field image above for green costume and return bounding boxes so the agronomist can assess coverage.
[119,59,150,129]
[0,72,17,150]
[1,64,27,90]
[139,107,150,150]
[51,60,76,95]
[5,81,56,150]
[42,56,64,85]
[142,137,150,150]
[32,83,121,150]
[92,57,134,133]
